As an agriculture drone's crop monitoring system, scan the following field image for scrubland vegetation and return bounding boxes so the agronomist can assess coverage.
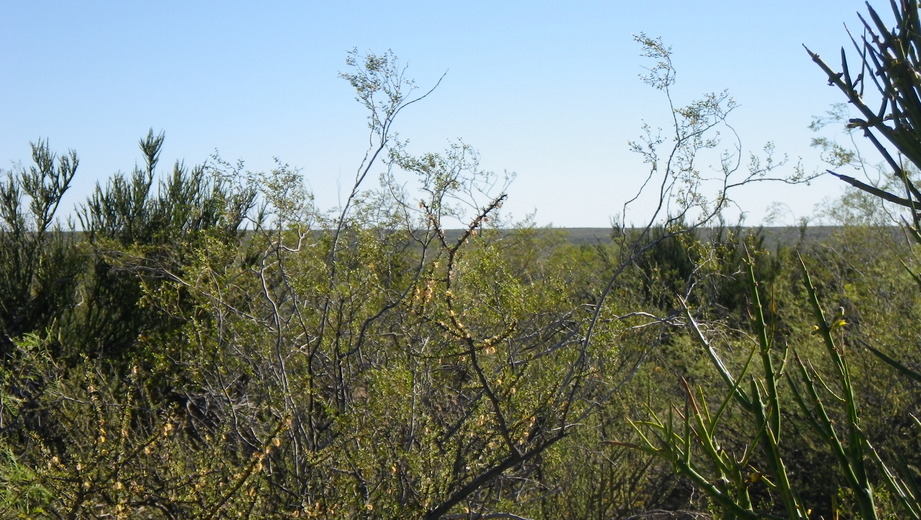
[1,2,920,519]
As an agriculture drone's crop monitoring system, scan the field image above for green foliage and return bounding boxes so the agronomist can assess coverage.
[0,140,81,356]
[1,30,921,519]
[624,249,921,519]
[70,129,257,365]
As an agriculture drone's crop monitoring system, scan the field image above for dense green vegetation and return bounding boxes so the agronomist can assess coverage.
[1,3,920,518]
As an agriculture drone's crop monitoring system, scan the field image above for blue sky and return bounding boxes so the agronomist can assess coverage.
[1,1,881,227]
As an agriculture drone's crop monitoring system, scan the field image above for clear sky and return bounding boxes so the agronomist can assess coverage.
[0,1,884,227]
